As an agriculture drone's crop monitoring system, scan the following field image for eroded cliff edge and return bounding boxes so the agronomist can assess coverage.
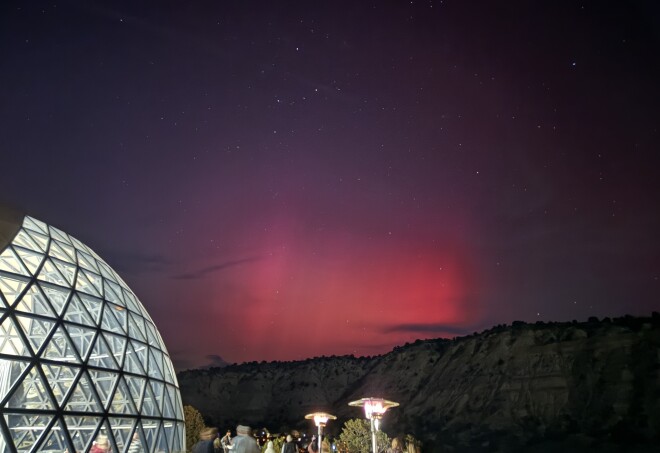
[178,315,660,452]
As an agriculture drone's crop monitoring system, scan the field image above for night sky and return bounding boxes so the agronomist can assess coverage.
[2,1,659,370]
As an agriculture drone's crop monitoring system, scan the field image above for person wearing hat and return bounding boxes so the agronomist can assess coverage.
[231,425,260,453]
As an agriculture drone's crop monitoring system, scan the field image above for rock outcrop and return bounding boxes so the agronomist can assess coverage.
[178,315,660,452]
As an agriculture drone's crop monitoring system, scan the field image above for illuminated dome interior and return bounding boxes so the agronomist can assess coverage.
[0,214,185,452]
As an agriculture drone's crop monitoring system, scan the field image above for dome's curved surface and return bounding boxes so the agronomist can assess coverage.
[0,215,185,452]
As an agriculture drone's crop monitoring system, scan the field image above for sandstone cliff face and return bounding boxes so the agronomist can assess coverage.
[178,316,660,452]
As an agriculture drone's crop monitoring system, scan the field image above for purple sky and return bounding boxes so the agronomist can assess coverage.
[1,0,659,369]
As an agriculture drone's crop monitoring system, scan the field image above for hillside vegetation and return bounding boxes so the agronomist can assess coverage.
[178,314,660,452]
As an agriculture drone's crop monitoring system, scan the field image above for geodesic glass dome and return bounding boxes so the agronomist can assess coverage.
[0,213,185,452]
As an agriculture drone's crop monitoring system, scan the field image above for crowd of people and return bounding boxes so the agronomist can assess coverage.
[81,419,421,453]
[192,425,261,453]
[84,425,420,453]
[192,425,420,453]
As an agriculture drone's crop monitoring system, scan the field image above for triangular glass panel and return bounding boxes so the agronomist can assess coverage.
[161,383,175,418]
[143,418,162,453]
[69,235,89,253]
[26,229,49,252]
[82,269,103,296]
[128,424,147,453]
[15,314,56,356]
[64,415,103,452]
[41,363,80,406]
[0,358,30,402]
[75,270,101,297]
[37,258,67,286]
[65,323,96,361]
[87,244,103,262]
[100,260,120,279]
[124,290,142,314]
[14,246,45,276]
[174,385,184,418]
[62,294,96,326]
[114,273,131,292]
[104,279,127,307]
[167,420,180,452]
[23,216,48,234]
[48,225,71,244]
[12,228,42,252]
[97,260,115,280]
[109,377,137,415]
[111,303,127,332]
[64,370,103,413]
[40,283,71,316]
[76,250,99,273]
[7,363,56,410]
[78,293,103,324]
[162,354,175,384]
[141,381,161,417]
[88,369,119,409]
[103,332,127,368]
[109,416,136,452]
[148,348,164,380]
[141,305,155,326]
[36,417,68,452]
[156,326,165,346]
[0,247,30,276]
[101,303,125,334]
[161,340,170,357]
[128,312,147,343]
[174,421,185,451]
[166,383,181,417]
[149,380,164,410]
[51,258,76,285]
[145,321,160,347]
[15,284,56,318]
[41,324,79,363]
[48,240,69,261]
[97,420,119,453]
[102,278,118,303]
[130,340,149,370]
[123,341,146,375]
[48,240,74,264]
[56,239,77,262]
[0,274,29,307]
[172,367,180,389]
[88,332,119,369]
[125,374,146,411]
[0,316,29,356]
[4,413,51,452]
[157,420,173,452]
[110,287,127,309]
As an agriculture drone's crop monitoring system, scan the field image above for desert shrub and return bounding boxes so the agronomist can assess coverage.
[338,418,390,453]
[184,404,207,451]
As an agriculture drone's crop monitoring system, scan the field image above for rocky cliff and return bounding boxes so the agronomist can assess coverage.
[177,315,660,452]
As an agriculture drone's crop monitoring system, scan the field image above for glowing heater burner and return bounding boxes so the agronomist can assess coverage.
[348,398,399,453]
[305,412,337,453]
